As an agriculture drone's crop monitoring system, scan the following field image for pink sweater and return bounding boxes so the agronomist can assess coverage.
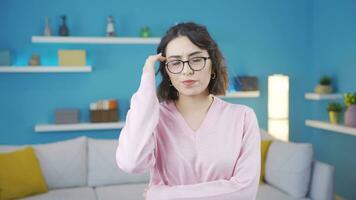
[116,72,261,200]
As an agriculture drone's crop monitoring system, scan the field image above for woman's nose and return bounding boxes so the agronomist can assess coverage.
[181,62,194,75]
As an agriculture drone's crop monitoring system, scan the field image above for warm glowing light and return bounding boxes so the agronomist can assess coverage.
[268,74,289,141]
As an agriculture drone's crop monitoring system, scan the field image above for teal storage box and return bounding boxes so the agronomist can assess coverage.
[0,51,11,66]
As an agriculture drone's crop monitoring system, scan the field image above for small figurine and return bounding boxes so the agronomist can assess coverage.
[59,15,69,36]
[28,54,41,66]
[43,16,52,36]
[106,16,116,37]
[140,26,151,37]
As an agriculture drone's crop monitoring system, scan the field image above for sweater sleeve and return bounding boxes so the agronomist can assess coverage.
[116,71,159,173]
[146,108,261,200]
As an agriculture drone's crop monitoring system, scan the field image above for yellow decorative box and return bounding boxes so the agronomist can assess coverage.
[58,50,86,66]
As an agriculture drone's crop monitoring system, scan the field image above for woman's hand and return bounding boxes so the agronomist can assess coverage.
[143,53,166,74]
[143,186,149,200]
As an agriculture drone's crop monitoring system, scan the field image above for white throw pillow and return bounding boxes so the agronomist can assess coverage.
[0,145,22,152]
[88,138,150,187]
[0,136,88,189]
[265,141,313,198]
[260,129,277,141]
[33,136,88,189]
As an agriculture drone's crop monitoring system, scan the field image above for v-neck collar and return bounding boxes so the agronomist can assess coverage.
[170,96,218,135]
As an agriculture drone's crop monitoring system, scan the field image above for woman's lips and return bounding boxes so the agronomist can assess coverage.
[182,80,197,86]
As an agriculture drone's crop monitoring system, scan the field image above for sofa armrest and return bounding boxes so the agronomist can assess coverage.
[309,160,335,200]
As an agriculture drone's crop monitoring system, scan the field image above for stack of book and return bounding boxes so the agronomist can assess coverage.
[90,99,118,123]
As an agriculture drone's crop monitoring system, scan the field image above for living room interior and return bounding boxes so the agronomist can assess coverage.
[0,0,355,200]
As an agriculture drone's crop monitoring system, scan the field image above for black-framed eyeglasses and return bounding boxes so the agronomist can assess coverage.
[165,56,211,74]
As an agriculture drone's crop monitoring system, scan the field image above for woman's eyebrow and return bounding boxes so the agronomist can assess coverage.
[167,51,203,59]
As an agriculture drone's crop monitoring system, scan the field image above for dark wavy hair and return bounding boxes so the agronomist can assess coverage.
[156,22,228,102]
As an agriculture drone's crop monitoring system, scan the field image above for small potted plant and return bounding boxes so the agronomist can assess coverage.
[327,102,343,124]
[344,92,356,127]
[314,76,333,94]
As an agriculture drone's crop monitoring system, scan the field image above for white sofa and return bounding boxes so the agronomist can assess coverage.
[0,130,334,200]
[257,130,335,200]
[0,136,150,200]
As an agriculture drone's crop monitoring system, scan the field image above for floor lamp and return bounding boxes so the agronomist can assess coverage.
[268,74,289,141]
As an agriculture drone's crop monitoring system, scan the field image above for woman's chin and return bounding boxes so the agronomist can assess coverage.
[178,88,205,97]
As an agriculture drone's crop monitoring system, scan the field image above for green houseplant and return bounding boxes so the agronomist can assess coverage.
[327,102,343,124]
[314,76,333,94]
[344,92,356,127]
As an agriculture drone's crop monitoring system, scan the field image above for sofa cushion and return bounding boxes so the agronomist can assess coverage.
[260,140,272,184]
[94,183,148,200]
[257,184,311,200]
[0,147,48,199]
[0,145,21,152]
[309,160,335,200]
[265,141,313,198]
[19,187,96,200]
[34,136,88,189]
[260,129,277,141]
[0,136,88,189]
[88,138,150,187]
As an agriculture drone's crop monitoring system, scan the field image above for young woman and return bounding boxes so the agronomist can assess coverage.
[116,22,261,200]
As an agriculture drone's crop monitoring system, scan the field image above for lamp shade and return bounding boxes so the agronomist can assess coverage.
[268,74,289,141]
[268,119,289,141]
[268,75,289,119]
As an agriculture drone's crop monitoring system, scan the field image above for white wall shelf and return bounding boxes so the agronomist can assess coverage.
[219,91,260,98]
[35,121,125,132]
[32,36,161,44]
[305,93,343,100]
[305,119,356,137]
[0,66,92,73]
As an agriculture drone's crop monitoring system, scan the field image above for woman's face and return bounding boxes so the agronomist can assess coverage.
[165,36,212,97]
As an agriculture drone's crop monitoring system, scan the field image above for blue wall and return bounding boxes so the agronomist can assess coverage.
[3,0,355,199]
[0,0,310,143]
[306,0,356,199]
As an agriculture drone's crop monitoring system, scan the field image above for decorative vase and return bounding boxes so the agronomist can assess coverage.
[314,84,333,94]
[59,15,69,36]
[345,105,356,127]
[44,16,52,36]
[28,54,40,66]
[0,51,11,66]
[328,111,340,124]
